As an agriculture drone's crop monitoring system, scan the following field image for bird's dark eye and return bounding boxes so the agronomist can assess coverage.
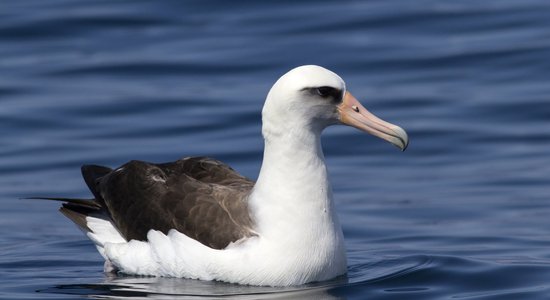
[302,86,343,103]
[315,86,336,98]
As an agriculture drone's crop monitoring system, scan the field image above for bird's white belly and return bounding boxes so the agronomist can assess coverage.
[211,229,348,286]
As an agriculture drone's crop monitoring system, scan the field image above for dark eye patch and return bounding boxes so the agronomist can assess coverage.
[316,86,337,98]
[304,86,343,103]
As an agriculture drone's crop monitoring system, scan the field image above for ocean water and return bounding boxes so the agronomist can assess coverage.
[1,0,550,299]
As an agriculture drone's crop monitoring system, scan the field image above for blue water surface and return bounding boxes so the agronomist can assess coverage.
[1,0,550,299]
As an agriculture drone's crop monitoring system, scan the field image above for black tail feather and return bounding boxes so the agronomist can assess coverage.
[24,197,100,208]
[25,164,115,235]
[59,206,92,232]
[25,197,107,233]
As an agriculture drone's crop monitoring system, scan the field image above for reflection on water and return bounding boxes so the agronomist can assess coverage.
[46,277,345,299]
[40,256,429,299]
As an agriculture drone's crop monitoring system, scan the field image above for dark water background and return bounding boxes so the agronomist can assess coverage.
[1,0,550,299]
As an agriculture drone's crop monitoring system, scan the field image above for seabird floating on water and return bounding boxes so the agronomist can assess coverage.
[39,65,408,286]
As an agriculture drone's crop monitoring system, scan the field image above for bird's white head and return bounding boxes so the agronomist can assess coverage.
[262,65,408,150]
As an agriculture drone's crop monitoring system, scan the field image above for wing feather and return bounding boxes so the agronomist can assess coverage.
[82,157,255,249]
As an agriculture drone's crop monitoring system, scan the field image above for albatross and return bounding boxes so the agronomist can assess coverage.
[40,65,408,286]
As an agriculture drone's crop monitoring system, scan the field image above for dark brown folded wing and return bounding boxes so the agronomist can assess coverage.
[79,157,255,249]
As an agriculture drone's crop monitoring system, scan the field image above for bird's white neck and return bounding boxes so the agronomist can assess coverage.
[250,122,342,242]
[245,121,347,281]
